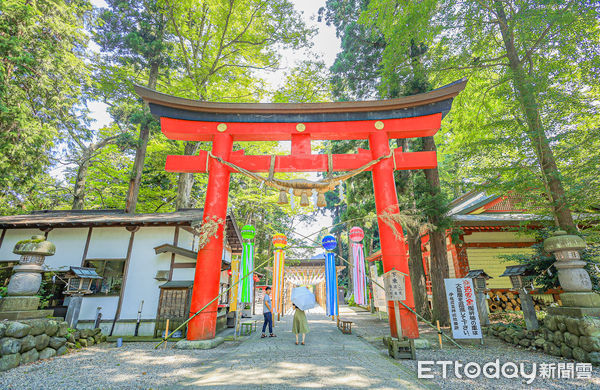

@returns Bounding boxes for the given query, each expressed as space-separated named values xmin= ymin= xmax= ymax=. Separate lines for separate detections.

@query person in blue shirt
xmin=261 ymin=287 xmax=276 ymax=338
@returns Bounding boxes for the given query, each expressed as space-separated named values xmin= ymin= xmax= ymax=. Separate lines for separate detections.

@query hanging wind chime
xmin=349 ymin=226 xmax=367 ymax=306
xmin=322 ymin=234 xmax=339 ymax=317
xmin=272 ymin=233 xmax=287 ymax=316
xmin=239 ymin=225 xmax=256 ymax=304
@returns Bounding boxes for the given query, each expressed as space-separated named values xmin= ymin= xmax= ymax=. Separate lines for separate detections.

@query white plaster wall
xmin=119 ymin=227 xmax=174 ymax=320
xmin=79 ymin=296 xmax=119 ymax=321
xmin=0 ymin=229 xmax=42 ymax=261
xmin=178 ymin=228 xmax=196 ymax=251
xmin=45 ymin=228 xmax=89 ymax=271
xmin=172 ymin=268 xmax=196 ymax=281
xmin=85 ymin=227 xmax=131 ymax=259
xmin=173 ymin=254 xmax=194 ymax=264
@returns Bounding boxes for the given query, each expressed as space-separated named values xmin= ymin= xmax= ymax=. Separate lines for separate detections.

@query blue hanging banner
xmin=322 ymin=235 xmax=338 ymax=316
xmin=325 ymin=252 xmax=338 ymax=316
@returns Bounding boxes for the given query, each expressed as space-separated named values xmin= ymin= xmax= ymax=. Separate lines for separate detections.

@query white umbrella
xmin=291 ymin=286 xmax=316 ymax=311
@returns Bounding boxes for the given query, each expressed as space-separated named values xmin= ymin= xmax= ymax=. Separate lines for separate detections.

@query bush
xmin=348 ymin=294 xmax=356 ymax=306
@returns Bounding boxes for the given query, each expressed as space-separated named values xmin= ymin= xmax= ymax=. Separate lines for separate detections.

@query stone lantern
xmin=63 ymin=266 xmax=102 ymax=327
xmin=0 ymin=235 xmax=55 ymax=320
xmin=544 ymin=230 xmax=600 ymax=317
xmin=500 ymin=265 xmax=539 ymax=330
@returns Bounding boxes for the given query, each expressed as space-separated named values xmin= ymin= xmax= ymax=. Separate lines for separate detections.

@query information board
xmin=444 ymin=278 xmax=482 ymax=339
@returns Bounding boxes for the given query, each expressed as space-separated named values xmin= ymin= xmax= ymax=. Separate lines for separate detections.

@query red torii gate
xmin=135 ymin=79 xmax=467 ymax=341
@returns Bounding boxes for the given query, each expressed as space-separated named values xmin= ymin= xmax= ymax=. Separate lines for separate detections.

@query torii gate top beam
xmin=134 ymin=78 xmax=467 ymax=143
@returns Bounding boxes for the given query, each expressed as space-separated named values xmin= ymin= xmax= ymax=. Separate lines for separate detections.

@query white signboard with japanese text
xmin=370 ymin=264 xmax=387 ymax=309
xmin=383 ymin=269 xmax=406 ymax=301
xmin=444 ymin=278 xmax=482 ymax=339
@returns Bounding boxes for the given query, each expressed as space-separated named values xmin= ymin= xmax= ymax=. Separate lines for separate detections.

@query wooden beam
xmin=166 ymin=148 xmax=437 ymax=173
xmin=160 ymin=114 xmax=442 ymax=142
xmin=0 ymin=228 xmax=6 ymax=250
xmin=110 ymin=229 xmax=136 ymax=336
xmin=172 ymin=262 xmax=196 ymax=269
xmin=154 ymin=243 xmax=197 ymax=260
xmin=169 ymin=227 xmax=180 ymax=281
xmin=80 ymin=227 xmax=93 ymax=266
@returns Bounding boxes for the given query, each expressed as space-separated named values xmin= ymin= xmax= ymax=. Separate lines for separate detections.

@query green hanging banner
xmin=239 ymin=225 xmax=256 ymax=303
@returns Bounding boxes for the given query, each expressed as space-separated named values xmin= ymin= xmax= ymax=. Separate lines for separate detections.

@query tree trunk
xmin=407 ymin=230 xmax=431 ymax=321
xmin=72 ymin=156 xmax=91 ymax=210
xmin=125 ymin=61 xmax=160 ymax=213
xmin=423 ymin=135 xmax=450 ymax=326
xmin=176 ymin=141 xmax=202 ymax=209
xmin=493 ymin=1 xmax=575 ymax=233
xmin=396 ymin=138 xmax=432 ymax=322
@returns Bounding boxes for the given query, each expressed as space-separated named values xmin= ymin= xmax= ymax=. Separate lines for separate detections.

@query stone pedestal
xmin=0 ymin=296 xmax=53 ymax=320
xmin=0 ymin=235 xmax=55 ymax=321
xmin=175 ymin=337 xmax=225 ymax=350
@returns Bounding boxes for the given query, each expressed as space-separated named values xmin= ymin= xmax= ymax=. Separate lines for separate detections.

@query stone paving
xmin=174 ymin=306 xmax=431 ymax=389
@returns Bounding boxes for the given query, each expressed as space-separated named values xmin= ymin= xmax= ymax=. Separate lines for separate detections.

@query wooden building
xmin=0 ymin=209 xmax=242 ymax=337
xmin=366 ymin=191 xmax=544 ymax=307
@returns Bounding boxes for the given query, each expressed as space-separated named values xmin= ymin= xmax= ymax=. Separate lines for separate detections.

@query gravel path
xmin=344 ymin=306 xmax=600 ymax=389
xmin=0 ymin=307 xmax=429 ymax=390
xmin=0 ymin=340 xmax=239 ymax=389
xmin=3 ymin=306 xmax=599 ymax=389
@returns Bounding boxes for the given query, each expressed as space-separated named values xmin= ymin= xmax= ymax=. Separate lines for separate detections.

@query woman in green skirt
xmin=292 ymin=304 xmax=309 ymax=345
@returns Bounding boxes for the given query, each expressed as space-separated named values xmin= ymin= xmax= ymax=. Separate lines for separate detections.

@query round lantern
xmin=349 ymin=226 xmax=364 ymax=242
xmin=272 ymin=233 xmax=287 ymax=248
xmin=322 ymin=235 xmax=337 ymax=251
xmin=253 ymin=274 xmax=260 ymax=283
xmin=241 ymin=225 xmax=256 ymax=240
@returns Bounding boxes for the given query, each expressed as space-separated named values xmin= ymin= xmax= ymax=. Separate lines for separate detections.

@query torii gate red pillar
xmin=134 ymin=78 xmax=467 ymax=341
xmin=370 ymin=132 xmax=418 ymax=338
xmin=187 ymin=133 xmax=232 ymax=340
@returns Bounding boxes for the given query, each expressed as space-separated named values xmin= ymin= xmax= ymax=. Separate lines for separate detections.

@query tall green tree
xmin=161 ymin=0 xmax=314 ymax=209
xmin=363 ymin=0 xmax=600 ymax=234
xmin=94 ymin=0 xmax=173 ymax=213
xmin=321 ymin=0 xmax=436 ymax=321
xmin=0 ymin=0 xmax=92 ymax=214
xmin=318 ymin=0 xmax=383 ymax=100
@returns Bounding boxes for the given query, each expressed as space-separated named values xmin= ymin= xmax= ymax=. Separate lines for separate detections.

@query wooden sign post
xmin=383 ymin=269 xmax=415 ymax=359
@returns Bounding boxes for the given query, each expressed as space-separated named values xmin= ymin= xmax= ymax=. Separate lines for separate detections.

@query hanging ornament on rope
xmin=349 ymin=226 xmax=367 ymax=305
xmin=299 ymin=190 xmax=310 ymax=207
xmin=205 ymin=148 xmax=395 ymax=209
xmin=272 ymin=233 xmax=287 ymax=316
xmin=317 ymin=191 xmax=327 ymax=208
xmin=278 ymin=189 xmax=288 ymax=205
xmin=322 ymin=235 xmax=338 ymax=316
xmin=338 ymin=184 xmax=345 ymax=202
xmin=239 ymin=225 xmax=256 ymax=303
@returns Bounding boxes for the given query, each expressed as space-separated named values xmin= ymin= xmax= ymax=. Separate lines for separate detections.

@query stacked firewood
xmin=487 ymin=290 xmax=550 ymax=313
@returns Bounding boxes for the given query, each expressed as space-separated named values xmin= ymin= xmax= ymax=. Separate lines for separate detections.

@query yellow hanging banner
xmin=229 ymin=258 xmax=240 ymax=312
